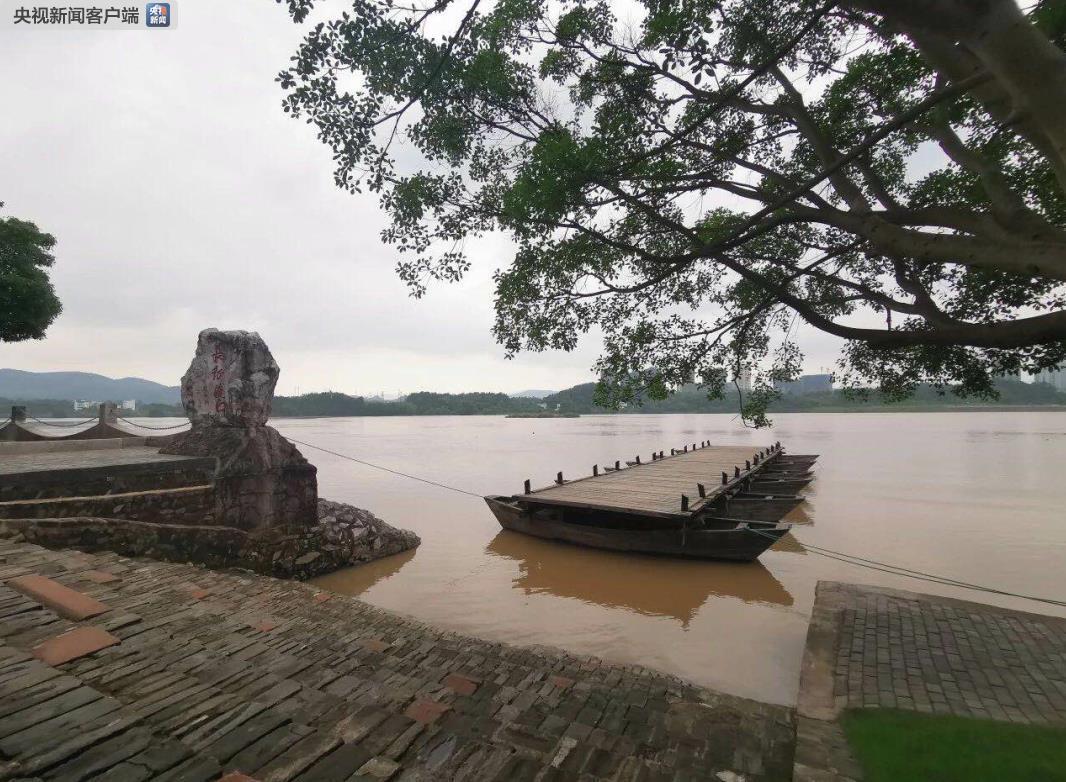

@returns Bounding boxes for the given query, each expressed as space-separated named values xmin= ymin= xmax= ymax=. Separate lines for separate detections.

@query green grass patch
xmin=841 ymin=708 xmax=1066 ymax=782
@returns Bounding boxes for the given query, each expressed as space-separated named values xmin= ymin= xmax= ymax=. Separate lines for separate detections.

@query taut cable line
xmin=749 ymin=528 xmax=1066 ymax=609
xmin=286 ymin=436 xmax=485 ymax=498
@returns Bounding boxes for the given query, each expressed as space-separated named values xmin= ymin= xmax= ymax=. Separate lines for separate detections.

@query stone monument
xmin=0 ymin=327 xmax=419 ymax=579
xmin=160 ymin=328 xmax=319 ymax=533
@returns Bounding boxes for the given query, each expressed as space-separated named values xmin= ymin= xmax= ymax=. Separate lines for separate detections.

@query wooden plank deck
xmin=520 ymin=443 xmax=777 ymax=518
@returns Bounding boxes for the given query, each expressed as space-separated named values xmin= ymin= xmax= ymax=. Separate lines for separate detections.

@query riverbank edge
xmin=0 ymin=499 xmax=420 ymax=581
xmin=27 ymin=403 xmax=1066 ymax=422
xmin=253 ymin=404 xmax=1066 ymax=419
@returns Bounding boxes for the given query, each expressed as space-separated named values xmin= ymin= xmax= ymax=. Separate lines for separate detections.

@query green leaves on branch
xmin=277 ymin=0 xmax=1066 ymax=426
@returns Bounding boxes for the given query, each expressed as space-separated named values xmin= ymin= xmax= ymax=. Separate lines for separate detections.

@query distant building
xmin=1032 ymin=367 xmax=1066 ymax=392
xmin=72 ymin=399 xmax=97 ymax=411
xmin=735 ymin=369 xmax=752 ymax=393
xmin=366 ymin=392 xmax=405 ymax=403
xmin=775 ymin=374 xmax=833 ymax=396
xmin=119 ymin=400 xmax=137 ymax=411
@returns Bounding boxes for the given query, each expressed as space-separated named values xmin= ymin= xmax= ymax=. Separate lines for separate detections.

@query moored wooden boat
xmin=710 ymin=494 xmax=804 ymax=522
xmin=748 ymin=476 xmax=812 ymax=493
xmin=761 ymin=456 xmax=817 ymax=473
xmin=485 ymin=441 xmax=809 ymax=561
xmin=770 ymin=454 xmax=818 ymax=466
xmin=484 ymin=496 xmax=789 ymax=562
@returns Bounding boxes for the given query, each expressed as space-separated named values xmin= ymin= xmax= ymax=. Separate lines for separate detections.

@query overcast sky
xmin=0 ymin=1 xmax=846 ymax=395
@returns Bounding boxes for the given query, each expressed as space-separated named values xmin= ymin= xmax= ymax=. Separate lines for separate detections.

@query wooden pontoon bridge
xmin=485 ymin=441 xmax=816 ymax=561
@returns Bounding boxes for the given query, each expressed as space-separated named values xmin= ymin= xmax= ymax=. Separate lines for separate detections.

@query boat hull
xmin=713 ymin=494 xmax=804 ymax=522
xmin=484 ymin=497 xmax=788 ymax=562
xmin=764 ymin=458 xmax=816 ymax=472
xmin=748 ymin=477 xmax=812 ymax=494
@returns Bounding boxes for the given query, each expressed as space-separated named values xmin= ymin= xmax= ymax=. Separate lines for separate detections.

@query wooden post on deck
xmin=683 ymin=445 xmax=688 ymax=453
xmin=681 ymin=494 xmax=690 ymax=512
xmin=615 ymin=460 xmax=621 ymax=470
xmin=745 ymin=460 xmax=751 ymax=470
xmin=593 ymin=465 xmax=599 ymax=477
xmin=635 ymin=455 xmax=641 ymax=464
xmin=556 ymin=471 xmax=564 ymax=485
xmin=524 ymin=479 xmax=531 ymax=494
xmin=721 ymin=472 xmax=728 ymax=484
xmin=697 ymin=483 xmax=706 ymax=498
xmin=735 ymin=465 xmax=740 ymax=477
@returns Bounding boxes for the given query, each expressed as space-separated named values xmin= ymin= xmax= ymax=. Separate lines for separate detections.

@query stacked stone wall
xmin=0 ymin=466 xmax=216 ymax=502
xmin=0 ymin=486 xmax=217 ymax=526
xmin=0 ymin=497 xmax=419 ymax=579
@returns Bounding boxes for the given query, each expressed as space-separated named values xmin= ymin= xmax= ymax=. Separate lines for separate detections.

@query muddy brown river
xmin=267 ymin=412 xmax=1066 ymax=706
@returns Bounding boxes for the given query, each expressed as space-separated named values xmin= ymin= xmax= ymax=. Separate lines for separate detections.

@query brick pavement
xmin=793 ymin=581 xmax=1066 ymax=781
xmin=0 ymin=538 xmax=795 ymax=781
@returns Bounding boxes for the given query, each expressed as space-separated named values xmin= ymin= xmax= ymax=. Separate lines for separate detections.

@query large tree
xmin=276 ymin=0 xmax=1066 ymax=422
xmin=0 ymin=204 xmax=61 ymax=342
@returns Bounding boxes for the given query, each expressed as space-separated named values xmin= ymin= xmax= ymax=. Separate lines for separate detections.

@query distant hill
xmin=0 ymin=369 xmax=180 ymax=404
xmin=541 ymin=379 xmax=1066 ymax=414
xmin=510 ymin=389 xmax=556 ymax=399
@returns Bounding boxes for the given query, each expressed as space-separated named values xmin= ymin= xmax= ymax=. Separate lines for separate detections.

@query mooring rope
xmin=286 ymin=437 xmax=485 ymax=498
xmin=116 ymin=417 xmax=192 ymax=431
xmin=26 ymin=415 xmax=97 ymax=428
xmin=749 ymin=527 xmax=1066 ymax=608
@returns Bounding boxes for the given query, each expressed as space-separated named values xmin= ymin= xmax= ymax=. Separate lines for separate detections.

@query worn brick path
xmin=0 ymin=538 xmax=794 ymax=781
xmin=832 ymin=584 xmax=1066 ymax=723
xmin=793 ymin=581 xmax=1066 ymax=781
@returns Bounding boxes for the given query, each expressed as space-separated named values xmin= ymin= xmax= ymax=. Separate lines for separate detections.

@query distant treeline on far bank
xmin=7 ymin=378 xmax=1066 ymax=419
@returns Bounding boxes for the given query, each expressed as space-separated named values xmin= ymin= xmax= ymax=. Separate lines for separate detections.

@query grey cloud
xmin=0 ymin=1 xmax=836 ymax=394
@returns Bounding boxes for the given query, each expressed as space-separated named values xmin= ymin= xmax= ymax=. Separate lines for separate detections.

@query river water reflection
xmin=282 ymin=412 xmax=1066 ymax=705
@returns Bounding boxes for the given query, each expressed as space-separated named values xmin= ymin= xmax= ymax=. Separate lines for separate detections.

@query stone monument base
xmin=0 ymin=498 xmax=420 ymax=580
xmin=159 ymin=424 xmax=319 ymax=533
